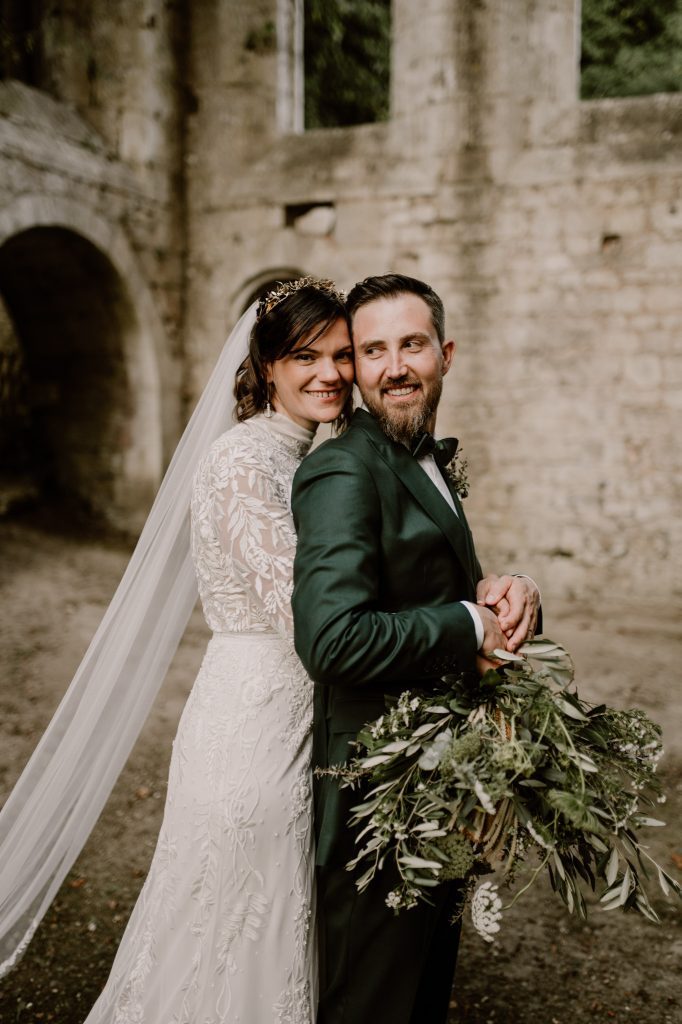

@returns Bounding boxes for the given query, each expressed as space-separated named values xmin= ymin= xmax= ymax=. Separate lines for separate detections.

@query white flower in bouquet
xmin=471 ymin=882 xmax=503 ymax=942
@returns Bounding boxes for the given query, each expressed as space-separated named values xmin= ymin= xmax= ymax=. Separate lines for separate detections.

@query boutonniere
xmin=444 ymin=449 xmax=469 ymax=500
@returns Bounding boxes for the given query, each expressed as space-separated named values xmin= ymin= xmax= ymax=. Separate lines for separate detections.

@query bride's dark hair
xmin=234 ymin=281 xmax=353 ymax=430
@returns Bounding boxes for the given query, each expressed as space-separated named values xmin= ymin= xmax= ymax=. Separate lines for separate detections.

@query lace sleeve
xmin=210 ymin=443 xmax=297 ymax=640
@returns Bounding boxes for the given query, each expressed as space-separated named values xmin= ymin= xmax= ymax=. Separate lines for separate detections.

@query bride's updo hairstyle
xmin=235 ymin=277 xmax=353 ymax=430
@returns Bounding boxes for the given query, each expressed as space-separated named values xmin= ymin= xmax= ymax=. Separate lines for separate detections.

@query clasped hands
xmin=475 ymin=574 xmax=540 ymax=675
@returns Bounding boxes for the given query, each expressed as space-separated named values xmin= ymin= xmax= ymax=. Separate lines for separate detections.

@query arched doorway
xmin=0 ymin=226 xmax=161 ymax=530
xmin=236 ymin=268 xmax=306 ymax=317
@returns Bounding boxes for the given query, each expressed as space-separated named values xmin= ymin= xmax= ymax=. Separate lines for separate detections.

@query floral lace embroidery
xmin=85 ymin=416 xmax=316 ymax=1024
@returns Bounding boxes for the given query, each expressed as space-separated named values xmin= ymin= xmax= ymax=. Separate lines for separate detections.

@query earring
xmin=264 ymin=400 xmax=273 ymax=418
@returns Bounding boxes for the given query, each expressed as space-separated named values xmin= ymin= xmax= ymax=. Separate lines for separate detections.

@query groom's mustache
xmin=380 ymin=375 xmax=421 ymax=392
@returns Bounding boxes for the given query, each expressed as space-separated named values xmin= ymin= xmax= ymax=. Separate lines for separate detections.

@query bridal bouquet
xmin=326 ymin=640 xmax=681 ymax=941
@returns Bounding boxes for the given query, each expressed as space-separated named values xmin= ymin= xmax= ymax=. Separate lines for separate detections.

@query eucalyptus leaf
xmin=553 ymin=850 xmax=566 ymax=881
xmin=353 ymin=820 xmax=382 ymax=843
xmin=554 ymin=698 xmax=589 ymax=722
xmin=381 ymin=739 xmax=414 ymax=754
xmin=657 ymin=868 xmax=671 ymax=897
xmin=575 ymin=885 xmax=587 ymax=920
xmin=492 ymin=648 xmax=525 ymax=662
xmin=365 ymin=781 xmax=397 ymax=798
xmin=565 ymin=881 xmax=574 ymax=914
xmin=355 ymin=867 xmax=379 ymax=891
xmin=517 ymin=641 xmax=565 ymax=657
xmin=605 ymin=847 xmax=619 ymax=886
xmin=618 ymin=865 xmax=633 ymax=906
xmin=569 ymin=853 xmax=593 ymax=887
xmin=659 ymin=869 xmax=682 ymax=897
xmin=398 ymin=855 xmax=442 ymax=871
xmin=600 ymin=894 xmax=624 ymax=912
xmin=620 ymin=831 xmax=639 ymax=858
xmin=412 ymin=722 xmax=441 ymax=738
xmin=539 ymin=665 xmax=574 ymax=688
xmin=635 ymin=893 xmax=661 ymax=924
xmin=358 ymin=754 xmax=393 ymax=768
xmin=588 ymin=805 xmax=612 ymax=821
xmin=359 ymin=836 xmax=384 ymax=853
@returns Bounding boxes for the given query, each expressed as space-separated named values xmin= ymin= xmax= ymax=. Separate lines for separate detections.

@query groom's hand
xmin=476 ymin=605 xmax=508 ymax=675
xmin=476 ymin=574 xmax=540 ymax=652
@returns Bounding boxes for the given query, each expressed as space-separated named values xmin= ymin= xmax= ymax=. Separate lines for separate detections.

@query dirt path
xmin=0 ymin=519 xmax=680 ymax=1024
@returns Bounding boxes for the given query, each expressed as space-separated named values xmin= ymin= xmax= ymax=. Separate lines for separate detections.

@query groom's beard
xmin=359 ymin=374 xmax=443 ymax=447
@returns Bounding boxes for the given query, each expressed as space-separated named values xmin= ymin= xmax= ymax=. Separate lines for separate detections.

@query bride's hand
xmin=476 ymin=574 xmax=539 ymax=652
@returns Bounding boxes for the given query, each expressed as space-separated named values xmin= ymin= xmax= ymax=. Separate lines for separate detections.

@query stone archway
xmin=0 ymin=198 xmax=165 ymax=531
xmin=232 ymin=267 xmax=306 ymax=319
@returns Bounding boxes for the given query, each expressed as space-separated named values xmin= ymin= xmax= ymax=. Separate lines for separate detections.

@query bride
xmin=0 ymin=277 xmax=354 ymax=1022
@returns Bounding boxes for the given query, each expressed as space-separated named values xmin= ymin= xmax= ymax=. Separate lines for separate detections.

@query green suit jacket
xmin=291 ymin=408 xmax=484 ymax=866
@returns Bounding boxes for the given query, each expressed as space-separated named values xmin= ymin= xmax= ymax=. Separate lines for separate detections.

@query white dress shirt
xmin=416 ymin=453 xmax=485 ymax=649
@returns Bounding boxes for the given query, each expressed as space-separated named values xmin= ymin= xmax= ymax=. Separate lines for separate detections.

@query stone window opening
xmin=278 ymin=0 xmax=391 ymax=133
xmin=580 ymin=0 xmax=682 ymax=100
xmin=304 ymin=0 xmax=391 ymax=129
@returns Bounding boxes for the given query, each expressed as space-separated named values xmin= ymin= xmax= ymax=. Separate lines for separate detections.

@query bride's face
xmin=268 ymin=318 xmax=354 ymax=430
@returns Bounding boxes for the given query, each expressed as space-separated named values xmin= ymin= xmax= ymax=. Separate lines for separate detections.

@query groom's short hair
xmin=346 ymin=273 xmax=445 ymax=344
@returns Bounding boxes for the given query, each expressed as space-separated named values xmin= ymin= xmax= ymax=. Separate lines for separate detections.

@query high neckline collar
xmin=250 ymin=411 xmax=316 ymax=450
xmin=267 ymin=411 xmax=316 ymax=443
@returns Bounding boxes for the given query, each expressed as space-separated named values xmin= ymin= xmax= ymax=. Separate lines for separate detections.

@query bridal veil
xmin=0 ymin=303 xmax=257 ymax=976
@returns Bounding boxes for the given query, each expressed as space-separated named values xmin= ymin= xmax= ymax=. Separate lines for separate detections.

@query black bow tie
xmin=410 ymin=432 xmax=459 ymax=467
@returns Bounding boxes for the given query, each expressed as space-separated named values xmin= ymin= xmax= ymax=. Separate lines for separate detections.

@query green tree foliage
xmin=581 ymin=0 xmax=682 ymax=98
xmin=304 ymin=0 xmax=390 ymax=129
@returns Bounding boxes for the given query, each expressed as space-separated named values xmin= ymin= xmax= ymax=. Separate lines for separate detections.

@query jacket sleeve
xmin=291 ymin=446 xmax=478 ymax=687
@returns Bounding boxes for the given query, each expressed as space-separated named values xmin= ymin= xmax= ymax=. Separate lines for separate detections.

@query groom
xmin=291 ymin=274 xmax=539 ymax=1024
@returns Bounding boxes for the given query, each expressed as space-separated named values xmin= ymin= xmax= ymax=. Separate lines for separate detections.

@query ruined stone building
xmin=0 ymin=0 xmax=680 ymax=613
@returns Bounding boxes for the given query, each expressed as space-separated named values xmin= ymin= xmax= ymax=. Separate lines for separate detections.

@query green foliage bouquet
xmin=326 ymin=640 xmax=681 ymax=942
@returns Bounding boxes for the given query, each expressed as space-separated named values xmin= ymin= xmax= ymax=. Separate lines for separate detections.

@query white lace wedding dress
xmin=86 ymin=412 xmax=317 ymax=1024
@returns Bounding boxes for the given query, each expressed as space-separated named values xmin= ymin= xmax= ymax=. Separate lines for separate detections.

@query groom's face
xmin=352 ymin=293 xmax=455 ymax=444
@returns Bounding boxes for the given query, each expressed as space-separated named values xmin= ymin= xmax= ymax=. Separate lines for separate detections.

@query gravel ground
xmin=0 ymin=517 xmax=680 ymax=1024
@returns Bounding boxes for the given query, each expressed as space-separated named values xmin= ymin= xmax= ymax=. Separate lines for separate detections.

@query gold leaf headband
xmin=256 ymin=276 xmax=346 ymax=322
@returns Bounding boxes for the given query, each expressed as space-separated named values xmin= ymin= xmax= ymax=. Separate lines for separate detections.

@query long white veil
xmin=0 ymin=303 xmax=257 ymax=977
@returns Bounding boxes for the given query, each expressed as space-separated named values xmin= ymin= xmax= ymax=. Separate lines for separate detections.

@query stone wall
xmin=184 ymin=0 xmax=682 ymax=614
xmin=0 ymin=0 xmax=680 ymax=607
xmin=457 ymin=95 xmax=682 ymax=613
xmin=0 ymin=0 xmax=187 ymax=527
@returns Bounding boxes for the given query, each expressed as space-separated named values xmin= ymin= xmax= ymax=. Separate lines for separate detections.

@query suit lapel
xmin=443 ymin=471 xmax=479 ymax=580
xmin=351 ymin=411 xmax=478 ymax=591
